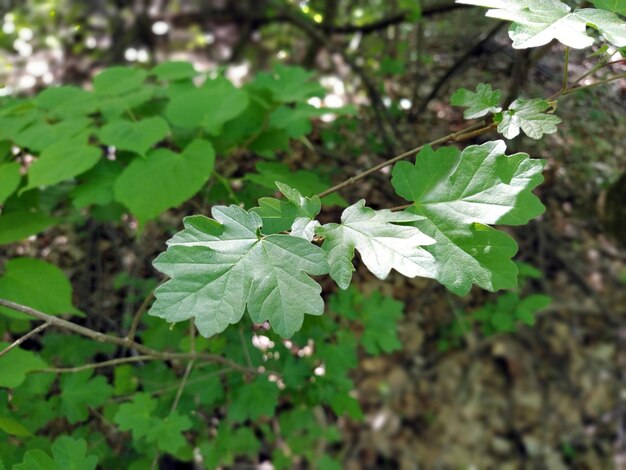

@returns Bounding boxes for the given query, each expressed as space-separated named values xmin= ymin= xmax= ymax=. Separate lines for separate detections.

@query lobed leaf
xmin=450 ymin=83 xmax=502 ymax=119
xmin=317 ymin=200 xmax=436 ymax=289
xmin=391 ymin=141 xmax=545 ymax=295
xmin=497 ymin=98 xmax=562 ymax=139
xmin=149 ymin=205 xmax=329 ymax=338
xmin=457 ymin=0 xmax=626 ymax=49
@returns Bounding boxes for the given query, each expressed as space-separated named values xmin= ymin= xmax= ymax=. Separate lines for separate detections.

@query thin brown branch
xmin=0 ymin=298 xmax=258 ymax=375
xmin=170 ymin=322 xmax=196 ymax=414
xmin=126 ymin=288 xmax=156 ymax=343
xmin=40 ymin=355 xmax=156 ymax=373
xmin=0 ymin=321 xmax=51 ymax=358
xmin=316 ymin=120 xmax=488 ymax=198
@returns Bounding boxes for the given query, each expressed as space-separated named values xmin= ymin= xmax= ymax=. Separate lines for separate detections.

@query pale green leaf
xmin=458 ymin=0 xmax=626 ymax=48
xmin=0 ymin=257 xmax=81 ymax=319
xmin=0 ymin=344 xmax=47 ymax=388
xmin=25 ymin=140 xmax=101 ymax=191
xmin=165 ymin=77 xmax=249 ymax=133
xmin=114 ymin=139 xmax=215 ymax=222
xmin=317 ymin=200 xmax=436 ymax=289
xmin=149 ymin=205 xmax=329 ymax=337
xmin=0 ymin=211 xmax=57 ymax=245
xmin=98 ymin=117 xmax=170 ymax=156
xmin=450 ymin=83 xmax=502 ymax=119
xmin=59 ymin=371 xmax=113 ymax=423
xmin=391 ymin=141 xmax=545 ymax=295
xmin=0 ymin=162 xmax=21 ymax=204
xmin=498 ymin=98 xmax=562 ymax=139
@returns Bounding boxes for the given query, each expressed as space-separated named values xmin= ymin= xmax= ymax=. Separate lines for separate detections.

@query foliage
xmin=438 ymin=263 xmax=552 ymax=351
xmin=0 ymin=1 xmax=622 ymax=466
xmin=458 ymin=0 xmax=626 ymax=49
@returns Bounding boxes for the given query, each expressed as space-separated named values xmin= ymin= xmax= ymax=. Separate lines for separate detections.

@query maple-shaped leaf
xmin=149 ymin=205 xmax=329 ymax=338
xmin=391 ymin=142 xmax=545 ymax=295
xmin=316 ymin=200 xmax=436 ymax=289
xmin=14 ymin=436 xmax=98 ymax=470
xmin=228 ymin=377 xmax=280 ymax=422
xmin=497 ymin=98 xmax=562 ymax=139
xmin=451 ymin=83 xmax=502 ymax=119
xmin=59 ymin=371 xmax=112 ymax=423
xmin=113 ymin=393 xmax=157 ymax=440
xmin=252 ymin=182 xmax=321 ymax=237
xmin=457 ymin=0 xmax=626 ymax=49
xmin=145 ymin=411 xmax=192 ymax=454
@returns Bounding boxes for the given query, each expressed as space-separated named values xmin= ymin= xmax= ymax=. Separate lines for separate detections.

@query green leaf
xmin=93 ymin=66 xmax=147 ymax=96
xmin=252 ymin=182 xmax=321 ymax=235
xmin=49 ymin=436 xmax=98 ymax=470
xmin=113 ymin=393 xmax=157 ymax=440
xmin=253 ymin=65 xmax=324 ymax=102
xmin=0 ymin=416 xmax=32 ymax=436
xmin=59 ymin=371 xmax=113 ymax=423
xmin=269 ymin=104 xmax=325 ymax=138
xmin=149 ymin=205 xmax=329 ymax=337
xmin=14 ymin=119 xmax=90 ymax=152
xmin=458 ymin=0 xmax=626 ymax=48
xmin=0 ymin=211 xmax=57 ymax=245
xmin=246 ymin=162 xmax=346 ymax=207
xmin=450 ymin=83 xmax=502 ymax=119
xmin=165 ymin=77 xmax=249 ymax=133
xmin=35 ymin=86 xmax=98 ymax=117
xmin=114 ymin=139 xmax=215 ymax=222
xmin=70 ymin=159 xmax=123 ymax=208
xmin=39 ymin=334 xmax=115 ymax=366
xmin=498 ymin=98 xmax=561 ymax=139
xmin=98 ymin=117 xmax=169 ymax=156
xmin=0 ymin=344 xmax=47 ymax=388
xmin=317 ymin=200 xmax=436 ymax=289
xmin=592 ymin=0 xmax=626 ymax=15
xmin=151 ymin=61 xmax=197 ymax=81
xmin=391 ymin=142 xmax=545 ymax=295
xmin=25 ymin=140 xmax=101 ymax=191
xmin=144 ymin=411 xmax=192 ymax=454
xmin=229 ymin=377 xmax=279 ymax=422
xmin=516 ymin=293 xmax=551 ymax=325
xmin=14 ymin=436 xmax=97 ymax=470
xmin=0 ymin=258 xmax=81 ymax=319
xmin=0 ymin=162 xmax=21 ymax=204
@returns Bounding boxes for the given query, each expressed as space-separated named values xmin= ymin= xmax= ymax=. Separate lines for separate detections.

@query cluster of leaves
xmin=457 ymin=0 xmax=626 ymax=49
xmin=0 ymin=61 xmax=349 ymax=244
xmin=0 ymin=273 xmax=404 ymax=468
xmin=437 ymin=262 xmax=552 ymax=351
xmin=452 ymin=83 xmax=562 ymax=140
xmin=150 ymin=140 xmax=545 ymax=338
